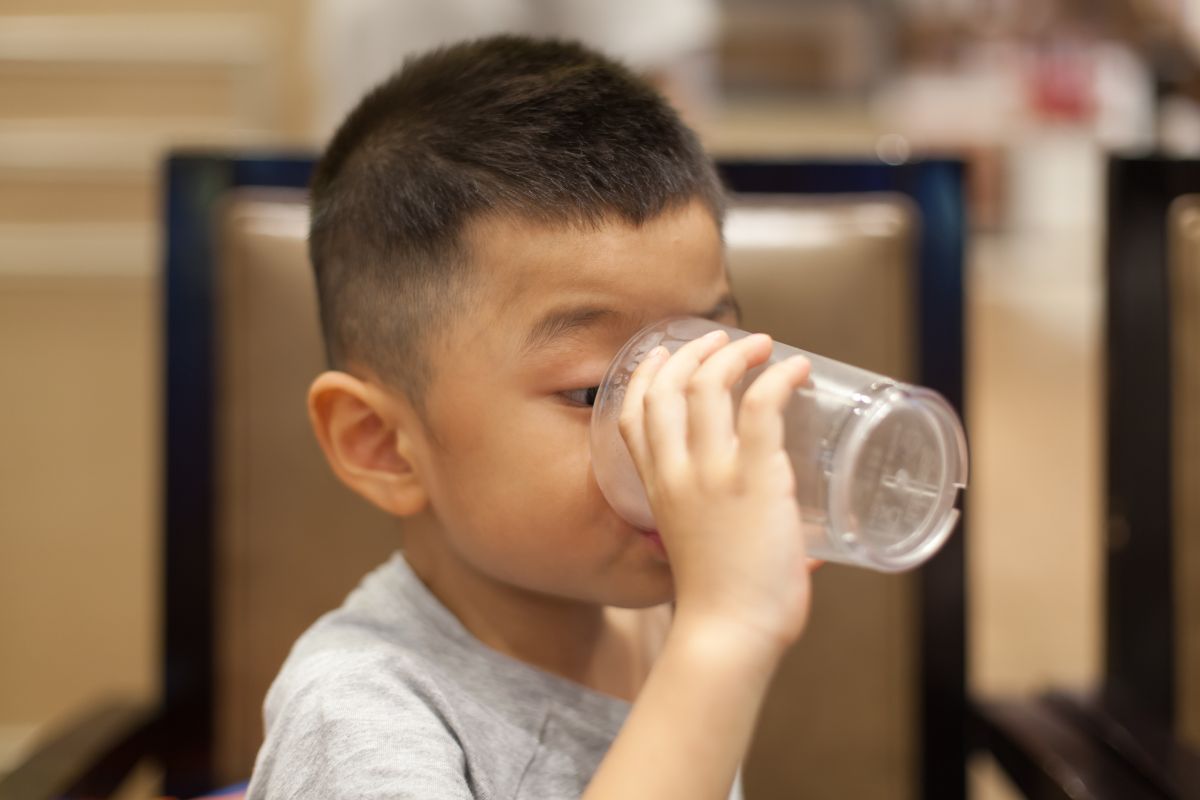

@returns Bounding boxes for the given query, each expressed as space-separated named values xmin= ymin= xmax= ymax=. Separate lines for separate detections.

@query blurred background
xmin=2 ymin=0 xmax=1198 ymax=797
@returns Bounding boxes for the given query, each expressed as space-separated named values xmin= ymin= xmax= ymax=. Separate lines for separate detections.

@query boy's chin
xmin=597 ymin=573 xmax=675 ymax=610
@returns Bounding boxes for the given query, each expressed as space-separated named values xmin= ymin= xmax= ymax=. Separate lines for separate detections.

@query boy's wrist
xmin=583 ymin=603 xmax=783 ymax=800
xmin=667 ymin=611 xmax=789 ymax=678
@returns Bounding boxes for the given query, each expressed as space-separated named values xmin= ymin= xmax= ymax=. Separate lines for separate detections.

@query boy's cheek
xmin=430 ymin=400 xmax=600 ymax=528
xmin=507 ymin=439 xmax=591 ymax=499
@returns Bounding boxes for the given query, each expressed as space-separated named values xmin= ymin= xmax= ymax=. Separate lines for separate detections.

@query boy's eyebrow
xmin=521 ymin=292 xmax=742 ymax=355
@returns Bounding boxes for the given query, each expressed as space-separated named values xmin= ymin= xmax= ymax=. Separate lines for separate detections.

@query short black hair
xmin=309 ymin=34 xmax=725 ymax=416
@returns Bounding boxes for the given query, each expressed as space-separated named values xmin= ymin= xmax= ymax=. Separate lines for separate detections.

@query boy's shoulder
xmin=268 ymin=553 xmax=435 ymax=688
xmin=250 ymin=553 xmax=528 ymax=798
xmin=248 ymin=552 xmax=642 ymax=799
xmin=265 ymin=552 xmax=647 ymax=729
xmin=250 ymin=633 xmax=483 ymax=798
xmin=264 ymin=551 xmax=497 ymax=718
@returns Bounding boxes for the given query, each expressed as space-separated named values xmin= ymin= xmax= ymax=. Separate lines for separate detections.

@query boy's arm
xmin=582 ymin=618 xmax=780 ymax=800
xmin=585 ymin=330 xmax=813 ymax=800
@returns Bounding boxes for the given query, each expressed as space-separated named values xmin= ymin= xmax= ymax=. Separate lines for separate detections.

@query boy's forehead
xmin=461 ymin=201 xmax=728 ymax=343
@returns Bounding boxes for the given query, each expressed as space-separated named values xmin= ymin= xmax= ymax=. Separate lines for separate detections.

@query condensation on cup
xmin=590 ymin=317 xmax=969 ymax=573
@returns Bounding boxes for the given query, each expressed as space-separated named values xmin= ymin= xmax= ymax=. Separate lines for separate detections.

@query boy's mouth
xmin=639 ymin=529 xmax=667 ymax=559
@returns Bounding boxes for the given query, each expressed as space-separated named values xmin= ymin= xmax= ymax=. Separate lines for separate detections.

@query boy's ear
xmin=307 ymin=371 xmax=428 ymax=517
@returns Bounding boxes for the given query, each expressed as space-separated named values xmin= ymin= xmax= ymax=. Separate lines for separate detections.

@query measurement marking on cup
xmin=880 ymin=469 xmax=940 ymax=498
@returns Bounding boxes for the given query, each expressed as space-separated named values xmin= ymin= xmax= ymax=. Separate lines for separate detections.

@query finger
xmin=807 ymin=559 xmax=825 ymax=573
xmin=736 ymin=355 xmax=811 ymax=479
xmin=642 ymin=328 xmax=730 ymax=473
xmin=617 ymin=345 xmax=670 ymax=480
xmin=686 ymin=332 xmax=773 ymax=463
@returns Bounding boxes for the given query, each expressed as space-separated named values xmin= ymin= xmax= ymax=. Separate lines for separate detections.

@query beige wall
xmin=967 ymin=226 xmax=1104 ymax=696
xmin=0 ymin=0 xmax=313 ymax=768
xmin=0 ymin=275 xmax=158 ymax=723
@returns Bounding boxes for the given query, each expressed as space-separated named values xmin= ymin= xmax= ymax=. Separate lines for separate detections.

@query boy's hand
xmin=587 ymin=330 xmax=813 ymax=800
xmin=618 ymin=329 xmax=813 ymax=659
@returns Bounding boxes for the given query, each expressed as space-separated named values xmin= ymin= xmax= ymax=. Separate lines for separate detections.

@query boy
xmin=248 ymin=35 xmax=815 ymax=800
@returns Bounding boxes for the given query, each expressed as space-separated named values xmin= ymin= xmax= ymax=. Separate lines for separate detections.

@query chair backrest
xmin=726 ymin=195 xmax=920 ymax=798
xmin=1106 ymin=159 xmax=1200 ymax=747
xmin=212 ymin=191 xmax=400 ymax=779
xmin=1169 ymin=195 xmax=1200 ymax=749
xmin=209 ymin=189 xmax=923 ymax=798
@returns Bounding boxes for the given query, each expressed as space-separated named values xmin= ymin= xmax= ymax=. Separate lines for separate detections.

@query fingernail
xmin=648 ymin=345 xmax=668 ymax=359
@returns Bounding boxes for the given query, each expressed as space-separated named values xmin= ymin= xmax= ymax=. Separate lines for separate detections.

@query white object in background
xmin=1092 ymin=42 xmax=1155 ymax=152
xmin=308 ymin=0 xmax=718 ymax=140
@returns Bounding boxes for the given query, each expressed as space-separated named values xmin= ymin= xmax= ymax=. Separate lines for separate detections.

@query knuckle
xmin=771 ymin=454 xmax=797 ymax=493
xmin=739 ymin=389 xmax=769 ymax=415
xmin=656 ymin=464 xmax=690 ymax=497
xmin=617 ymin=411 xmax=638 ymax=438
xmin=742 ymin=375 xmax=791 ymax=414
xmin=698 ymin=460 xmax=736 ymax=492
xmin=645 ymin=381 xmax=675 ymax=408
xmin=685 ymin=371 xmax=716 ymax=397
xmin=776 ymin=358 xmax=809 ymax=384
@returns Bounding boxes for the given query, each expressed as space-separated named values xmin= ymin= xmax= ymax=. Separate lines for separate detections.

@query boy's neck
xmin=402 ymin=523 xmax=651 ymax=701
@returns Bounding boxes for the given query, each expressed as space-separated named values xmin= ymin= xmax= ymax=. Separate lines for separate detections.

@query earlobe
xmin=307 ymin=371 xmax=429 ymax=517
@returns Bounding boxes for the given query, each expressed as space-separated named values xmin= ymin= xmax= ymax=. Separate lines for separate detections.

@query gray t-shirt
xmin=247 ymin=552 xmax=743 ymax=800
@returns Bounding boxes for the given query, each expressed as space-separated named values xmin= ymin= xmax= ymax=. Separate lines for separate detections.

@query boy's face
xmin=402 ymin=199 xmax=737 ymax=610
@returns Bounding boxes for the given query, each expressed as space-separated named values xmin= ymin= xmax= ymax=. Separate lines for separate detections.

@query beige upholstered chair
xmin=1169 ymin=196 xmax=1200 ymax=751
xmin=212 ymin=190 xmax=400 ymax=780
xmin=726 ymin=196 xmax=919 ymax=799
xmin=212 ymin=189 xmax=920 ymax=798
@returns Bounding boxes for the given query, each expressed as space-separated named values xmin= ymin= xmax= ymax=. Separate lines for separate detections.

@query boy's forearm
xmin=582 ymin=620 xmax=781 ymax=800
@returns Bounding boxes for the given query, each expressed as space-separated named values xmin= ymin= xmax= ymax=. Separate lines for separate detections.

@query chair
xmin=0 ymin=155 xmax=968 ymax=799
xmin=972 ymin=157 xmax=1200 ymax=799
xmin=720 ymin=161 xmax=967 ymax=800
xmin=728 ymin=192 xmax=925 ymax=798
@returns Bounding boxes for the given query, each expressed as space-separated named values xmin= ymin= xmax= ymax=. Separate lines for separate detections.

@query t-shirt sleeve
xmin=247 ymin=651 xmax=475 ymax=800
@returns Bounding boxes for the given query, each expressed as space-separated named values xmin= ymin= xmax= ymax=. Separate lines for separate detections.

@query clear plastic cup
xmin=590 ymin=317 xmax=969 ymax=572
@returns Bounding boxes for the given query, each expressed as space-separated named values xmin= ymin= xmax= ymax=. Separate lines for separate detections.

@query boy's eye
xmin=562 ymin=386 xmax=599 ymax=407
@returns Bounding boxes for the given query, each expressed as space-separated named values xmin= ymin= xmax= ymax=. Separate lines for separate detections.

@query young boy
xmin=247 ymin=35 xmax=815 ymax=800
